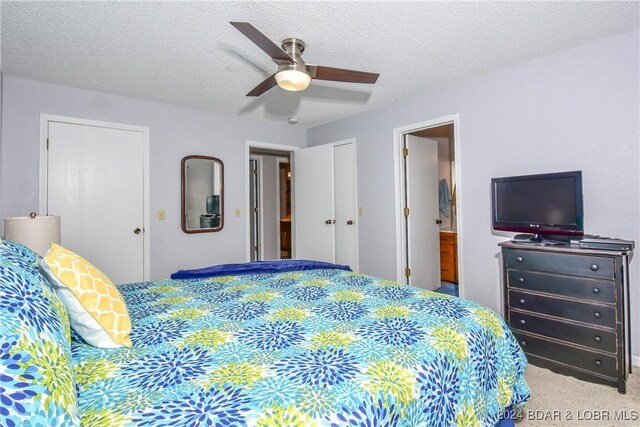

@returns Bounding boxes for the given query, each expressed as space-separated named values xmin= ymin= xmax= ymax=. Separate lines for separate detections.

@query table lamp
xmin=4 ymin=212 xmax=61 ymax=256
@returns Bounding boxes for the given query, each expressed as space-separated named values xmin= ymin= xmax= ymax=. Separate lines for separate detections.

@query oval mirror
xmin=181 ymin=155 xmax=224 ymax=233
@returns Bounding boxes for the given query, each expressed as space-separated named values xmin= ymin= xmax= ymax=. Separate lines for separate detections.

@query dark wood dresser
xmin=499 ymin=241 xmax=633 ymax=393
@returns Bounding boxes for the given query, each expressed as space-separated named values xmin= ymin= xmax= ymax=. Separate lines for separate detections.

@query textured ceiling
xmin=2 ymin=1 xmax=638 ymax=128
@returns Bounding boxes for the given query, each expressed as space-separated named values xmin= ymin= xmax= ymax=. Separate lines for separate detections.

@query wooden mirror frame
xmin=181 ymin=155 xmax=224 ymax=233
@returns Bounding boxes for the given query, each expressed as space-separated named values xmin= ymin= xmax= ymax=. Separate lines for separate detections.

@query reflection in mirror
xmin=181 ymin=156 xmax=224 ymax=233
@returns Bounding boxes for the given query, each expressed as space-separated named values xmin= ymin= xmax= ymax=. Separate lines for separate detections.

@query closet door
xmin=334 ymin=142 xmax=358 ymax=270
xmin=47 ymin=121 xmax=145 ymax=284
xmin=294 ymin=144 xmax=335 ymax=262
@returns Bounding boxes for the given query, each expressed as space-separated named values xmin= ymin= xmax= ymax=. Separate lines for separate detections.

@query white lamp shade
xmin=275 ymin=69 xmax=312 ymax=91
xmin=4 ymin=215 xmax=61 ymax=256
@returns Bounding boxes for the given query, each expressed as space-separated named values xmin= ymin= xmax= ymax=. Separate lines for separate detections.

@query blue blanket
xmin=171 ymin=259 xmax=352 ymax=280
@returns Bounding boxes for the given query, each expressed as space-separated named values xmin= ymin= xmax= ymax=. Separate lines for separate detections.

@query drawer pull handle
xmin=516 ymin=256 xmax=524 ymax=263
xmin=594 ymin=312 xmax=601 ymax=319
xmin=518 ymin=277 xmax=525 ymax=284
xmin=590 ymin=264 xmax=599 ymax=272
xmin=595 ymin=359 xmax=602 ymax=367
xmin=594 ymin=335 xmax=602 ymax=343
xmin=519 ymin=319 xmax=526 ymax=325
xmin=520 ymin=340 xmax=526 ymax=347
xmin=519 ymin=298 xmax=525 ymax=304
xmin=592 ymin=287 xmax=600 ymax=294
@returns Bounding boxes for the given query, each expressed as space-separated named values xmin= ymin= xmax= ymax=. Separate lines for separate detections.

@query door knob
xmin=325 ymin=220 xmax=332 ymax=225
xmin=347 ymin=220 xmax=354 ymax=225
xmin=134 ymin=228 xmax=142 ymax=234
xmin=435 ymin=219 xmax=442 ymax=224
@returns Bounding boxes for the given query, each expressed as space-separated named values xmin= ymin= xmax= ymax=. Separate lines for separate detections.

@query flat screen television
xmin=491 ymin=171 xmax=583 ymax=243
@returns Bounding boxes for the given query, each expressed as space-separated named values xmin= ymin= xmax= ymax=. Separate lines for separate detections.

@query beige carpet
xmin=518 ymin=365 xmax=640 ymax=426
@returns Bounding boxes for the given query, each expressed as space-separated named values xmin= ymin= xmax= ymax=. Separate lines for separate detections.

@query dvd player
xmin=578 ymin=237 xmax=635 ymax=251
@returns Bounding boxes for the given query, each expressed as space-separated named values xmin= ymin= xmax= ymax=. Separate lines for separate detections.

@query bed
xmin=1 ymin=241 xmax=530 ymax=426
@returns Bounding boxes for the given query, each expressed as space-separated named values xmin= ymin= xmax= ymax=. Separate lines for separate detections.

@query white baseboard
xmin=633 ymin=355 xmax=640 ymax=369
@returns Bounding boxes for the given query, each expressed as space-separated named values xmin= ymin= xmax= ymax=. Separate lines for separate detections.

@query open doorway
xmin=278 ymin=161 xmax=292 ymax=259
xmin=246 ymin=142 xmax=296 ymax=261
xmin=394 ymin=115 xmax=463 ymax=297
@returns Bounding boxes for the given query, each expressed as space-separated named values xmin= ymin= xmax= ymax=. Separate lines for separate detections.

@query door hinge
xmin=253 ymin=168 xmax=257 ymax=175
xmin=46 ymin=138 xmax=49 ymax=149
xmin=405 ymin=267 xmax=411 ymax=277
xmin=254 ymin=207 xmax=258 ymax=213
xmin=255 ymin=245 xmax=259 ymax=252
xmin=402 ymin=147 xmax=408 ymax=157
xmin=403 ymin=207 xmax=410 ymax=217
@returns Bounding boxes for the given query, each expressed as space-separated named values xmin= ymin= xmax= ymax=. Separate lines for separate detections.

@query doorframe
xmin=245 ymin=141 xmax=298 ymax=262
xmin=392 ymin=114 xmax=464 ymax=296
xmin=39 ymin=114 xmax=151 ymax=281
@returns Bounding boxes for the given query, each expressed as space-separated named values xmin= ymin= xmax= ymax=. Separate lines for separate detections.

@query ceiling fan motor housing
xmin=279 ymin=38 xmax=310 ymax=75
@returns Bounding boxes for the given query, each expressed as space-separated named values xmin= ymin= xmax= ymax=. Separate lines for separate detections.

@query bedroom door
xmin=44 ymin=119 xmax=147 ymax=284
xmin=404 ymin=135 xmax=440 ymax=289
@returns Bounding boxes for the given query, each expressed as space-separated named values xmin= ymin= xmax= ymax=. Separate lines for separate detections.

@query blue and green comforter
xmin=72 ymin=269 xmax=530 ymax=426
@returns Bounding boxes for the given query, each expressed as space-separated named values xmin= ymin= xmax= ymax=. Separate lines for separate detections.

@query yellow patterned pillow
xmin=41 ymin=243 xmax=132 ymax=348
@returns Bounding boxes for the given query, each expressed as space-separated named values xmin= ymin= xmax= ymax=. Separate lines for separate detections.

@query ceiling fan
xmin=231 ymin=22 xmax=380 ymax=97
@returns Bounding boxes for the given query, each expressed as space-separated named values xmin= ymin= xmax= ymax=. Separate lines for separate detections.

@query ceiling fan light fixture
xmin=275 ymin=69 xmax=311 ymax=91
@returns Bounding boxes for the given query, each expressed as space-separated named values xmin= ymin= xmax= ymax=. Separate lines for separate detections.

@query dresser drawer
xmin=507 ymin=270 xmax=615 ymax=303
xmin=440 ymin=232 xmax=456 ymax=245
xmin=508 ymin=290 xmax=616 ymax=328
xmin=441 ymin=260 xmax=456 ymax=273
xmin=508 ymin=310 xmax=617 ymax=353
xmin=440 ymin=245 xmax=456 ymax=259
xmin=504 ymin=249 xmax=614 ymax=279
xmin=441 ymin=261 xmax=457 ymax=282
xmin=513 ymin=332 xmax=617 ymax=378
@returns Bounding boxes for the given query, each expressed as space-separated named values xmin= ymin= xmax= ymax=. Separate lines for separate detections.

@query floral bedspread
xmin=72 ymin=269 xmax=530 ymax=426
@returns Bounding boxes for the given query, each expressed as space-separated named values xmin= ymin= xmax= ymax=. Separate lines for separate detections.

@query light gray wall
xmin=308 ymin=30 xmax=640 ymax=358
xmin=0 ymin=76 xmax=306 ymax=279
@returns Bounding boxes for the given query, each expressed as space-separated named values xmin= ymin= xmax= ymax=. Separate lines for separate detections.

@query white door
xmin=405 ymin=135 xmax=440 ymax=289
xmin=294 ymin=144 xmax=335 ymax=262
xmin=47 ymin=121 xmax=145 ymax=284
xmin=334 ymin=143 xmax=358 ymax=270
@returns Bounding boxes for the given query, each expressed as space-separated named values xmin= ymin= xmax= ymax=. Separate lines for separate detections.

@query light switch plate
xmin=157 ymin=209 xmax=165 ymax=220
xmin=234 ymin=208 xmax=241 ymax=217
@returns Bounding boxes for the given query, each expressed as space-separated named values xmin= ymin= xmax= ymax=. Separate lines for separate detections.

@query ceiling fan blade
xmin=246 ymin=74 xmax=278 ymax=97
xmin=230 ymin=22 xmax=295 ymax=64
xmin=309 ymin=65 xmax=379 ymax=84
